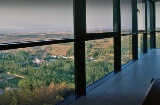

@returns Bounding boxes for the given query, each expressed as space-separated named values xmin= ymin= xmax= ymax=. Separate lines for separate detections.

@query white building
xmin=35 ymin=58 xmax=41 ymax=63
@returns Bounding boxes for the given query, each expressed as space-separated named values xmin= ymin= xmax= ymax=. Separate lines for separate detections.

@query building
xmin=0 ymin=0 xmax=160 ymax=105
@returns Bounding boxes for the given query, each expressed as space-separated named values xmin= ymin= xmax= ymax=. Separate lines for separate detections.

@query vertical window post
xmin=114 ymin=0 xmax=121 ymax=71
xmin=144 ymin=0 xmax=148 ymax=53
xmin=132 ymin=0 xmax=138 ymax=60
xmin=74 ymin=0 xmax=86 ymax=95
xmin=150 ymin=1 xmax=156 ymax=48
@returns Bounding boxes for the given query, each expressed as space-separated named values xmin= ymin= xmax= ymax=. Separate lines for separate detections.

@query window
xmin=156 ymin=1 xmax=160 ymax=31
xmin=0 ymin=0 xmax=157 ymax=104
xmin=138 ymin=34 xmax=143 ymax=55
xmin=121 ymin=0 xmax=132 ymax=33
xmin=147 ymin=34 xmax=150 ymax=50
xmin=0 ymin=0 xmax=73 ymax=43
xmin=0 ymin=44 xmax=75 ymax=104
xmin=85 ymin=38 xmax=114 ymax=85
xmin=121 ymin=35 xmax=132 ymax=65
xmin=137 ymin=0 xmax=145 ymax=30
xmin=156 ymin=32 xmax=160 ymax=48
xmin=147 ymin=1 xmax=150 ymax=32
xmin=86 ymin=0 xmax=113 ymax=33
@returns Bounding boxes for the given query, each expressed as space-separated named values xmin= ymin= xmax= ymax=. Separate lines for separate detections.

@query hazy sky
xmin=156 ymin=1 xmax=160 ymax=29
xmin=138 ymin=3 xmax=145 ymax=30
xmin=121 ymin=0 xmax=132 ymax=30
xmin=0 ymin=0 xmax=159 ymax=34
xmin=86 ymin=0 xmax=113 ymax=31
xmin=0 ymin=0 xmax=73 ymax=33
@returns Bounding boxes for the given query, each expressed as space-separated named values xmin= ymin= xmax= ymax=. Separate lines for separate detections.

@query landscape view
xmin=0 ymin=32 xmax=135 ymax=105
xmin=0 ymin=32 xmax=73 ymax=44
xmin=138 ymin=34 xmax=143 ymax=54
xmin=0 ymin=33 xmax=76 ymax=105
xmin=156 ymin=32 xmax=160 ymax=48
xmin=1 ymin=0 xmax=159 ymax=105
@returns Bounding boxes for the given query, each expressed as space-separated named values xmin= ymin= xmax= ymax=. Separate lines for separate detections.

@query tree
xmin=66 ymin=47 xmax=74 ymax=56
xmin=15 ymin=50 xmax=29 ymax=62
xmin=10 ymin=96 xmax=17 ymax=105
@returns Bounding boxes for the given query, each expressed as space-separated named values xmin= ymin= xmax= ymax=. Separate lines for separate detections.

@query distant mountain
xmin=0 ymin=28 xmax=73 ymax=34
xmin=156 ymin=27 xmax=160 ymax=31
xmin=87 ymin=28 xmax=113 ymax=33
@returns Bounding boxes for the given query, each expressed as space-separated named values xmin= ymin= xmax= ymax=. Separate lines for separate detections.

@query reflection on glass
xmin=121 ymin=35 xmax=132 ymax=65
xmin=137 ymin=0 xmax=145 ymax=30
xmin=156 ymin=1 xmax=160 ymax=31
xmin=156 ymin=32 xmax=160 ymax=48
xmin=86 ymin=0 xmax=113 ymax=33
xmin=85 ymin=38 xmax=114 ymax=85
xmin=0 ymin=43 xmax=75 ymax=105
xmin=0 ymin=0 xmax=74 ymax=43
xmin=138 ymin=34 xmax=143 ymax=54
xmin=121 ymin=0 xmax=132 ymax=33
xmin=147 ymin=34 xmax=150 ymax=50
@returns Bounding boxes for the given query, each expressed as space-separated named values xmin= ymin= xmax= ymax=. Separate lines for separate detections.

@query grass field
xmin=0 ymin=72 xmax=22 ymax=88
xmin=0 ymin=77 xmax=22 ymax=88
xmin=8 ymin=77 xmax=22 ymax=87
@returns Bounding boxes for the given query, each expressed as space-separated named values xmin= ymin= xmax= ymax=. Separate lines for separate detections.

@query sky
xmin=0 ymin=0 xmax=159 ymax=34
xmin=138 ymin=3 xmax=145 ymax=30
xmin=0 ymin=0 xmax=73 ymax=33
xmin=86 ymin=0 xmax=113 ymax=31
xmin=156 ymin=1 xmax=160 ymax=29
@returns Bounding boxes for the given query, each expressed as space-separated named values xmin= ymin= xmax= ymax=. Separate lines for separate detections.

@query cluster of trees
xmin=156 ymin=34 xmax=160 ymax=48
xmin=121 ymin=36 xmax=132 ymax=65
xmin=86 ymin=61 xmax=113 ymax=85
xmin=0 ymin=82 xmax=74 ymax=105
xmin=138 ymin=34 xmax=143 ymax=54
xmin=0 ymin=50 xmax=75 ymax=105
xmin=85 ymin=39 xmax=114 ymax=85
xmin=85 ymin=39 xmax=114 ymax=61
xmin=0 ymin=50 xmax=75 ymax=87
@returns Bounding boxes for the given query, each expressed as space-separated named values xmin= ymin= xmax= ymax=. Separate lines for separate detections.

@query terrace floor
xmin=70 ymin=49 xmax=160 ymax=105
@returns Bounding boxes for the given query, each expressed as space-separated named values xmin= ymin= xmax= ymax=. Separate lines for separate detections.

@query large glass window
xmin=0 ymin=43 xmax=75 ymax=105
xmin=147 ymin=34 xmax=150 ymax=50
xmin=138 ymin=34 xmax=143 ymax=55
xmin=121 ymin=35 xmax=132 ymax=65
xmin=121 ymin=0 xmax=132 ymax=33
xmin=137 ymin=0 xmax=145 ymax=30
xmin=147 ymin=0 xmax=150 ymax=32
xmin=86 ymin=0 xmax=113 ymax=33
xmin=0 ymin=0 xmax=73 ymax=43
xmin=156 ymin=1 xmax=160 ymax=31
xmin=85 ymin=38 xmax=114 ymax=86
xmin=156 ymin=32 xmax=160 ymax=48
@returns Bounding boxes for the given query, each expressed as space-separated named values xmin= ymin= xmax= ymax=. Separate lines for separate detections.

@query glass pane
xmin=156 ymin=1 xmax=160 ymax=31
xmin=86 ymin=0 xmax=113 ymax=33
xmin=137 ymin=0 xmax=145 ymax=30
xmin=147 ymin=0 xmax=150 ymax=32
xmin=121 ymin=35 xmax=132 ymax=65
xmin=156 ymin=32 xmax=160 ymax=48
xmin=121 ymin=0 xmax=132 ymax=33
xmin=0 ymin=43 xmax=75 ymax=105
xmin=138 ymin=34 xmax=143 ymax=55
xmin=147 ymin=34 xmax=150 ymax=50
xmin=85 ymin=38 xmax=114 ymax=85
xmin=0 ymin=0 xmax=73 ymax=43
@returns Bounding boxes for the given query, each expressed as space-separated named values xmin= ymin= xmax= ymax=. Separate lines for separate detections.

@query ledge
xmin=0 ymin=38 xmax=75 ymax=50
